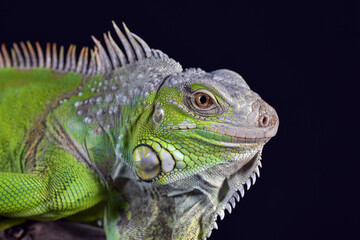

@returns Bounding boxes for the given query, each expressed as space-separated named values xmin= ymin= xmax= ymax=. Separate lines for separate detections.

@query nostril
xmin=259 ymin=114 xmax=270 ymax=127
xmin=257 ymin=100 xmax=278 ymax=128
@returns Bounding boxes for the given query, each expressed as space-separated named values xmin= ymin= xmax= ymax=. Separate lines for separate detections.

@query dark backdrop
xmin=0 ymin=0 xmax=359 ymax=239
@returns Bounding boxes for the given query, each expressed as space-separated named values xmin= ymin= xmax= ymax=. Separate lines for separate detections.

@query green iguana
xmin=0 ymin=21 xmax=279 ymax=239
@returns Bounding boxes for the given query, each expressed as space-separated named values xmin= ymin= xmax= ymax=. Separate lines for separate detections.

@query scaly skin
xmin=0 ymin=68 xmax=105 ymax=221
xmin=0 ymin=23 xmax=278 ymax=239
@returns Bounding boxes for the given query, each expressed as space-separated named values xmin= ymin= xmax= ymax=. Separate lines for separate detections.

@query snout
xmin=258 ymin=100 xmax=279 ymax=138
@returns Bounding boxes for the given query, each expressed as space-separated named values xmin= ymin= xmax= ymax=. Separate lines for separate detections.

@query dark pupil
xmin=199 ymin=95 xmax=207 ymax=104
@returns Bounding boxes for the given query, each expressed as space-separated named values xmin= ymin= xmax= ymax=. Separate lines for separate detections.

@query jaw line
xmin=202 ymin=150 xmax=263 ymax=239
xmin=166 ymin=147 xmax=263 ymax=239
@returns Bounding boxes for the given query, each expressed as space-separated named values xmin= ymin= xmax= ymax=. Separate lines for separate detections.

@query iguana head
xmin=81 ymin=22 xmax=278 ymax=239
xmin=110 ymin=67 xmax=278 ymax=239
xmin=119 ymin=67 xmax=278 ymax=239
xmin=133 ymin=68 xmax=278 ymax=185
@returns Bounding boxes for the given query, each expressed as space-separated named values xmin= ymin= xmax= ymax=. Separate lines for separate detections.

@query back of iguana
xmin=0 ymin=68 xmax=81 ymax=172
xmin=0 ymin=50 xmax=105 ymax=223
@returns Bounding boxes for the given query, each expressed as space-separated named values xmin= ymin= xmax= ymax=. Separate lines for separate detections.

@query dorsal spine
xmin=0 ymin=22 xmax=168 ymax=75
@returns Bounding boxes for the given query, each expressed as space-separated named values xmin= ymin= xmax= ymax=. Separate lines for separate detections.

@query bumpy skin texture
xmin=0 ymin=24 xmax=278 ymax=240
xmin=0 ymin=69 xmax=105 ymax=223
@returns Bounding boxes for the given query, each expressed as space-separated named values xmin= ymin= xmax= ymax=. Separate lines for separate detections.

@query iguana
xmin=0 ymin=21 xmax=279 ymax=240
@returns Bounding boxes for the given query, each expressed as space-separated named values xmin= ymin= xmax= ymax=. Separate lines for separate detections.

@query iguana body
xmin=0 ymin=22 xmax=279 ymax=239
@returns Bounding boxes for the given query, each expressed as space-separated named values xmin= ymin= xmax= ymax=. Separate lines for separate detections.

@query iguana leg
xmin=0 ymin=172 xmax=49 ymax=218
xmin=0 ymin=152 xmax=106 ymax=223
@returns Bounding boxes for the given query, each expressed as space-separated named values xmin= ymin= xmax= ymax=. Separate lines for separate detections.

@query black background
xmin=1 ymin=0 xmax=359 ymax=239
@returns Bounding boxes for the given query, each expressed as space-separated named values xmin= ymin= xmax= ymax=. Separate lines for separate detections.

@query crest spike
xmin=70 ymin=45 xmax=77 ymax=72
xmin=76 ymin=47 xmax=85 ymax=73
xmin=45 ymin=43 xmax=51 ymax=68
xmin=20 ymin=42 xmax=31 ymax=68
xmin=88 ymin=49 xmax=96 ymax=75
xmin=64 ymin=44 xmax=73 ymax=71
xmin=13 ymin=43 xmax=25 ymax=68
xmin=26 ymin=41 xmax=37 ymax=67
xmin=0 ymin=51 xmax=4 ymax=68
xmin=112 ymin=21 xmax=136 ymax=63
xmin=122 ymin=22 xmax=145 ymax=60
xmin=82 ymin=47 xmax=89 ymax=74
xmin=108 ymin=32 xmax=127 ymax=66
xmin=103 ymin=33 xmax=120 ymax=68
xmin=92 ymin=35 xmax=112 ymax=72
xmin=1 ymin=44 xmax=11 ymax=67
xmin=58 ymin=46 xmax=64 ymax=71
xmin=11 ymin=48 xmax=18 ymax=68
xmin=94 ymin=46 xmax=103 ymax=74
xmin=35 ymin=42 xmax=44 ymax=68
xmin=52 ymin=43 xmax=58 ymax=70
xmin=131 ymin=33 xmax=152 ymax=58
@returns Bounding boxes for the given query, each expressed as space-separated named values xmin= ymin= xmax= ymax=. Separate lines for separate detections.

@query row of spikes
xmin=0 ymin=22 xmax=157 ymax=75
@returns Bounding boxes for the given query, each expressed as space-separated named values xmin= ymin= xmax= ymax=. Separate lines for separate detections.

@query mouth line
xmin=203 ymin=152 xmax=262 ymax=240
xmin=164 ymin=125 xmax=269 ymax=147
xmin=192 ymin=128 xmax=271 ymax=145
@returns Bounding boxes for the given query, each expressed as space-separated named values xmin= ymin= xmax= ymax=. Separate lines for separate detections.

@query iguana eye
xmin=185 ymin=89 xmax=222 ymax=116
xmin=194 ymin=91 xmax=215 ymax=109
